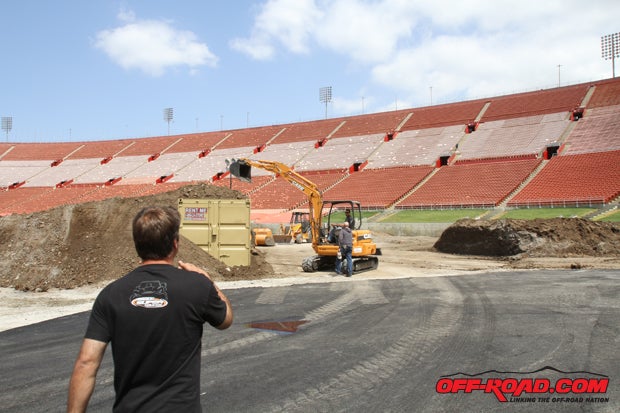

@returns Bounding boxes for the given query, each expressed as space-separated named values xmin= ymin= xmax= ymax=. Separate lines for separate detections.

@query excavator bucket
xmin=229 ymin=160 xmax=252 ymax=182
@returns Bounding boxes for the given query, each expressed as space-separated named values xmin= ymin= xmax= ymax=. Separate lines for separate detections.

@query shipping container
xmin=178 ymin=198 xmax=251 ymax=266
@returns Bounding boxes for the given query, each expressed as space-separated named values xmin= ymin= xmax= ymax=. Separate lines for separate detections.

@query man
xmin=67 ymin=206 xmax=233 ymax=413
xmin=328 ymin=209 xmax=355 ymax=243
xmin=336 ymin=221 xmax=353 ymax=277
xmin=344 ymin=209 xmax=355 ymax=229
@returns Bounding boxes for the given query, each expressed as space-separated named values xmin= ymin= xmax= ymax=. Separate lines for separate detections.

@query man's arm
xmin=178 ymin=260 xmax=234 ymax=330
xmin=67 ymin=338 xmax=107 ymax=413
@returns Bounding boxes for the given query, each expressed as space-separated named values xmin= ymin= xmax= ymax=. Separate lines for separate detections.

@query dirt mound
xmin=434 ymin=218 xmax=620 ymax=257
xmin=0 ymin=183 xmax=273 ymax=291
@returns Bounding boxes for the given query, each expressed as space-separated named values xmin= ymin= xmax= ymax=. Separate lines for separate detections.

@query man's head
xmin=132 ymin=206 xmax=180 ymax=261
xmin=345 ymin=209 xmax=351 ymax=215
xmin=343 ymin=221 xmax=349 ymax=228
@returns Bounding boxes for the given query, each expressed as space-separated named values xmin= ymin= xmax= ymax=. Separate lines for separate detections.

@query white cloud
xmin=230 ymin=0 xmax=322 ymax=60
xmin=371 ymin=2 xmax=620 ymax=106
xmin=95 ymin=12 xmax=218 ymax=77
xmin=234 ymin=0 xmax=620 ymax=113
xmin=117 ymin=7 xmax=136 ymax=23
xmin=332 ymin=95 xmax=365 ymax=115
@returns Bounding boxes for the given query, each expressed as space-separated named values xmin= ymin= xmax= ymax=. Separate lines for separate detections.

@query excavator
xmin=228 ymin=158 xmax=381 ymax=273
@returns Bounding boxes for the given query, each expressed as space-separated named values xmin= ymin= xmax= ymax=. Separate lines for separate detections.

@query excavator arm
xmin=229 ymin=159 xmax=324 ymax=246
xmin=229 ymin=158 xmax=380 ymax=273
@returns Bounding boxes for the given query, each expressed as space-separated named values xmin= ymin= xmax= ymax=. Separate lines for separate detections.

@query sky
xmin=1 ymin=0 xmax=619 ymax=143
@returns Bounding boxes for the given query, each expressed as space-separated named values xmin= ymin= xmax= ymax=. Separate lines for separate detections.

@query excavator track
xmin=301 ymin=255 xmax=379 ymax=273
xmin=352 ymin=256 xmax=379 ymax=273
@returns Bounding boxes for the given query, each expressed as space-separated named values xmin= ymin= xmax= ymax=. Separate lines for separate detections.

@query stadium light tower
xmin=601 ymin=32 xmax=620 ymax=78
xmin=319 ymin=86 xmax=332 ymax=119
xmin=2 ymin=116 xmax=12 ymax=142
xmin=163 ymin=107 xmax=174 ymax=135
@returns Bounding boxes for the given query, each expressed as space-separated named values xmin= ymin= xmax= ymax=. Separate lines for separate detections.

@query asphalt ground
xmin=1 ymin=269 xmax=618 ymax=413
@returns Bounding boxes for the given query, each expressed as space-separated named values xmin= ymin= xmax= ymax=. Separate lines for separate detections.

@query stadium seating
xmin=271 ymin=118 xmax=345 ymax=144
xmin=295 ymin=134 xmax=385 ymax=171
xmin=329 ymin=110 xmax=412 ymax=138
xmin=587 ymin=78 xmax=620 ymax=108
xmin=562 ymin=105 xmax=620 ymax=155
xmin=213 ymin=174 xmax=275 ymax=195
xmin=508 ymin=150 xmax=620 ymax=207
xmin=398 ymin=158 xmax=542 ymax=208
xmin=170 ymin=146 xmax=257 ymax=183
xmin=324 ymin=166 xmax=434 ymax=209
xmin=165 ymin=131 xmax=230 ymax=153
xmin=457 ymin=112 xmax=570 ymax=160
xmin=247 ymin=169 xmax=347 ymax=210
xmin=215 ymin=125 xmax=286 ymax=150
xmin=1 ymin=77 xmax=619 ymax=216
xmin=399 ymin=100 xmax=486 ymax=131
xmin=0 ymin=187 xmax=53 ymax=215
xmin=67 ymin=139 xmax=137 ymax=160
xmin=480 ymin=83 xmax=590 ymax=122
xmin=21 ymin=158 xmax=103 ymax=187
xmin=249 ymin=141 xmax=314 ymax=167
xmin=0 ymin=160 xmax=51 ymax=187
xmin=367 ymin=125 xmax=464 ymax=168
xmin=0 ymin=142 xmax=83 ymax=161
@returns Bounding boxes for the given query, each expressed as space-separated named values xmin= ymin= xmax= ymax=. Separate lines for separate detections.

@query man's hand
xmin=178 ymin=260 xmax=212 ymax=281
xmin=178 ymin=260 xmax=233 ymax=329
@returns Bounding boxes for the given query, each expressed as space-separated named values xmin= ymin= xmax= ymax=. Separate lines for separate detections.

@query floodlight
xmin=1 ymin=116 xmax=12 ymax=142
xmin=601 ymin=32 xmax=620 ymax=78
xmin=163 ymin=107 xmax=174 ymax=135
xmin=319 ymin=86 xmax=332 ymax=119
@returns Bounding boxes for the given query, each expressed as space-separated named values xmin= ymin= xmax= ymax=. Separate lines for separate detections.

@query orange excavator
xmin=229 ymin=159 xmax=381 ymax=273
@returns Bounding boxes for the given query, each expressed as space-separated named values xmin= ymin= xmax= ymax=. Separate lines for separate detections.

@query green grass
xmin=498 ymin=207 xmax=595 ymax=220
xmin=325 ymin=207 xmax=616 ymax=224
xmin=598 ymin=210 xmax=620 ymax=222
xmin=327 ymin=211 xmax=378 ymax=223
xmin=378 ymin=209 xmax=489 ymax=223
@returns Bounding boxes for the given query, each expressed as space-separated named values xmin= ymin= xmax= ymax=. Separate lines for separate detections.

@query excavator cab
xmin=321 ymin=200 xmax=361 ymax=243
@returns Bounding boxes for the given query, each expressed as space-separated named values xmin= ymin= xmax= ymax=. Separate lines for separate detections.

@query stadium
xmin=1 ymin=77 xmax=619 ymax=218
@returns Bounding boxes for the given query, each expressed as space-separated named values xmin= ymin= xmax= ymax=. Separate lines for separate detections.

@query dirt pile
xmin=0 ymin=183 xmax=273 ymax=291
xmin=434 ymin=218 xmax=620 ymax=257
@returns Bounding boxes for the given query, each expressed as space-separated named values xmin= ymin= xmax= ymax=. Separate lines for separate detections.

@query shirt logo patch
xmin=130 ymin=280 xmax=169 ymax=308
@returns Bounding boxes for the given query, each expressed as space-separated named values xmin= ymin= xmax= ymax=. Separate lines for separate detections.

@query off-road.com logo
xmin=436 ymin=367 xmax=609 ymax=403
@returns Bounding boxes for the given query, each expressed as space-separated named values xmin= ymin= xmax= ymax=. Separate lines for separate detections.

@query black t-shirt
xmin=85 ymin=264 xmax=227 ymax=413
xmin=345 ymin=215 xmax=355 ymax=229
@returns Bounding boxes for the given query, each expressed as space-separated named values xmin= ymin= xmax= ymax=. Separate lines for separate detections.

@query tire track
xmin=202 ymin=284 xmax=364 ymax=357
xmin=417 ymin=276 xmax=497 ymax=412
xmin=256 ymin=288 xmax=288 ymax=305
xmin=266 ymin=277 xmax=463 ymax=412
